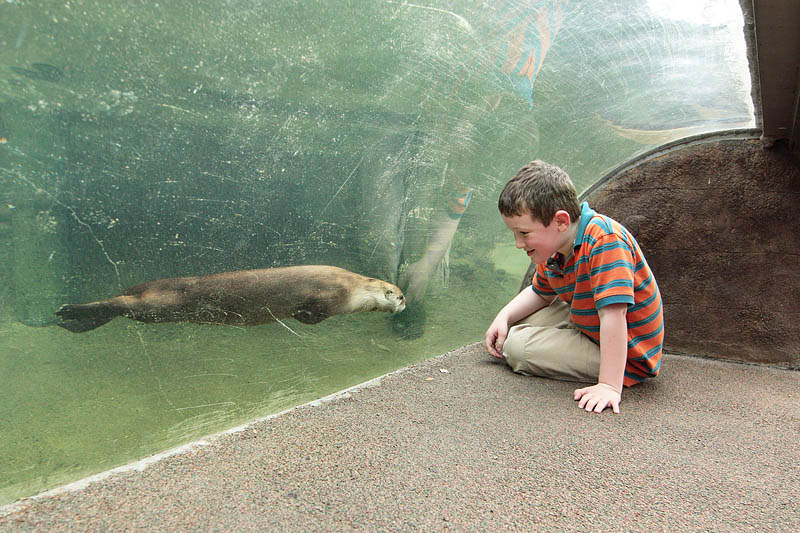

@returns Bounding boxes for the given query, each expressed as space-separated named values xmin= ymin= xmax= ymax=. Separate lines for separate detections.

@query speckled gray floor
xmin=2 ymin=344 xmax=798 ymax=531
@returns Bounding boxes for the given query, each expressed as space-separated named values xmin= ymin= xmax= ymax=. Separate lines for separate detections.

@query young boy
xmin=485 ymin=160 xmax=663 ymax=414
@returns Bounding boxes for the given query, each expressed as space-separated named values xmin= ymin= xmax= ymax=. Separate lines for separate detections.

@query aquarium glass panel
xmin=0 ymin=0 xmax=753 ymax=503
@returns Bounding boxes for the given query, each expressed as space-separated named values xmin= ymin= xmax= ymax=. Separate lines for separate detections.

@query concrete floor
xmin=1 ymin=344 xmax=798 ymax=531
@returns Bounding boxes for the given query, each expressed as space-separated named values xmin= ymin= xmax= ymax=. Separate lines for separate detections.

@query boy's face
xmin=502 ymin=210 xmax=574 ymax=265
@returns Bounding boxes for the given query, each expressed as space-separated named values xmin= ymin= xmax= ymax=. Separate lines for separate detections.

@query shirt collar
xmin=546 ymin=202 xmax=595 ymax=272
xmin=573 ymin=201 xmax=595 ymax=249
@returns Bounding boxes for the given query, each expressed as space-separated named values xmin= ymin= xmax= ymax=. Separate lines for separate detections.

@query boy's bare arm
xmin=485 ymin=288 xmax=553 ymax=358
xmin=574 ymin=303 xmax=628 ymax=413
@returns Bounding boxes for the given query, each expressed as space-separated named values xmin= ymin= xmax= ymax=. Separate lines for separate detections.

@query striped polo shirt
xmin=531 ymin=202 xmax=664 ymax=386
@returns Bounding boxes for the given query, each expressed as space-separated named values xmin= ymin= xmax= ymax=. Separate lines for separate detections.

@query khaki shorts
xmin=502 ymin=298 xmax=601 ymax=383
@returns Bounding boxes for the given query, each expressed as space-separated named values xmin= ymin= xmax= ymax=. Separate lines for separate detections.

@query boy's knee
xmin=502 ymin=326 xmax=533 ymax=375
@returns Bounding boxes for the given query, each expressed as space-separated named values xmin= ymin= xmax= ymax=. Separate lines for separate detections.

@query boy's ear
xmin=553 ymin=210 xmax=572 ymax=230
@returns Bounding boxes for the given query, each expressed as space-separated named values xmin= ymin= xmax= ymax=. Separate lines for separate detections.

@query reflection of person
xmin=398 ymin=185 xmax=473 ymax=303
xmin=391 ymin=1 xmax=565 ymax=339
xmin=391 ymin=185 xmax=473 ymax=338
xmin=485 ymin=161 xmax=664 ymax=414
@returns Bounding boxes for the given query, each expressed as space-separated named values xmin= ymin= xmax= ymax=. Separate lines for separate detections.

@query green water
xmin=0 ymin=267 xmax=520 ymax=504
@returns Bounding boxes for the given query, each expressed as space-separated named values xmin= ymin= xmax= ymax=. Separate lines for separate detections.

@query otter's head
xmin=382 ymin=284 xmax=406 ymax=313
xmin=353 ymin=279 xmax=406 ymax=314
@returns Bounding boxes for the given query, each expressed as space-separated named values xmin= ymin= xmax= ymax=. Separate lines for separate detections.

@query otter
xmin=55 ymin=265 xmax=406 ymax=333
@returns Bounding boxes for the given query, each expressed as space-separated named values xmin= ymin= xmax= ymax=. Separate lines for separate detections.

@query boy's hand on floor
xmin=484 ymin=318 xmax=508 ymax=359
xmin=573 ymin=383 xmax=621 ymax=414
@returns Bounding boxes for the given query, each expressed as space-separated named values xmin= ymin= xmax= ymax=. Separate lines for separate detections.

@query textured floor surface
xmin=1 ymin=344 xmax=798 ymax=531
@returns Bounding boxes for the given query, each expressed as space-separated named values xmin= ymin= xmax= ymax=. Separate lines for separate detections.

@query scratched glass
xmin=0 ymin=0 xmax=753 ymax=504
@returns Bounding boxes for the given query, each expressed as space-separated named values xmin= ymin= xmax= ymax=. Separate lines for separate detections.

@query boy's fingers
xmin=579 ymin=396 xmax=592 ymax=410
xmin=494 ymin=341 xmax=504 ymax=358
xmin=484 ymin=334 xmax=502 ymax=358
xmin=574 ymin=385 xmax=622 ymax=414
xmin=488 ymin=332 xmax=505 ymax=358
xmin=484 ymin=335 xmax=494 ymax=353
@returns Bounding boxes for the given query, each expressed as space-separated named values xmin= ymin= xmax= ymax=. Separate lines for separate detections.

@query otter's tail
xmin=55 ymin=303 xmax=119 ymax=333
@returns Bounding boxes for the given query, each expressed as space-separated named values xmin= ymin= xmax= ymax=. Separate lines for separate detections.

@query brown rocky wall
xmin=583 ymin=136 xmax=799 ymax=366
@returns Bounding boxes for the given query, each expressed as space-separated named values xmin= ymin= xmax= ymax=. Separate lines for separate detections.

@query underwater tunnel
xmin=0 ymin=0 xmax=798 ymax=505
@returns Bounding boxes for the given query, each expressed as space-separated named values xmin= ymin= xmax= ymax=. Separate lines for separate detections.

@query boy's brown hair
xmin=498 ymin=160 xmax=581 ymax=226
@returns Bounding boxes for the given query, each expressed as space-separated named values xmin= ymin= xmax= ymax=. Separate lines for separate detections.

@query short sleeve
xmin=588 ymin=233 xmax=635 ymax=308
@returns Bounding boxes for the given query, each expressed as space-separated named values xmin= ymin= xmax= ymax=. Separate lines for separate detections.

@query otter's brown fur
xmin=55 ymin=265 xmax=405 ymax=332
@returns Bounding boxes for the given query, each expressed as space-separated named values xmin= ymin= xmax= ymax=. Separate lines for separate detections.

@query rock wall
xmin=584 ymin=136 xmax=799 ymax=366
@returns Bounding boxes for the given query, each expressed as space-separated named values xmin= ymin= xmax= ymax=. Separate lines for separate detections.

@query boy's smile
xmin=502 ymin=210 xmax=578 ymax=266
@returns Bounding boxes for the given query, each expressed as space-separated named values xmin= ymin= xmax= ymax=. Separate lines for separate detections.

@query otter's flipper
xmin=55 ymin=303 xmax=119 ymax=333
xmin=292 ymin=307 xmax=330 ymax=324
